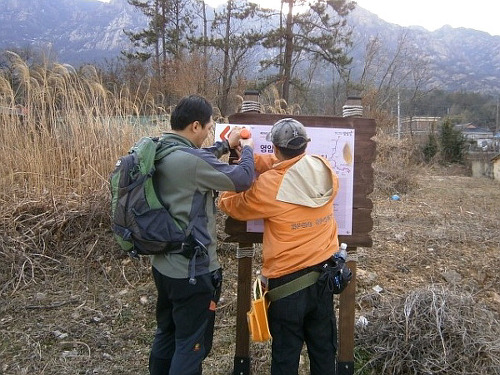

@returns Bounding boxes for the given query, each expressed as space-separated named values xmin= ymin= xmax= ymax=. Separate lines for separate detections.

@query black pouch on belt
xmin=319 ymin=256 xmax=352 ymax=294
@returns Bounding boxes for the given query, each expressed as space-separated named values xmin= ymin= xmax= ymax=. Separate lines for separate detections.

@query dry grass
xmin=356 ymin=285 xmax=500 ymax=375
xmin=258 ymin=85 xmax=302 ymax=115
xmin=2 ymin=57 xmax=500 ymax=374
xmin=0 ymin=52 xmax=166 ymax=200
xmin=371 ymin=132 xmax=423 ymax=196
xmin=355 ymin=166 xmax=500 ymax=374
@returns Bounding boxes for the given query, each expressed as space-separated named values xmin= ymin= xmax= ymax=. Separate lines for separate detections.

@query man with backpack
xmin=218 ymin=118 xmax=342 ymax=375
xmin=148 ymin=95 xmax=254 ymax=375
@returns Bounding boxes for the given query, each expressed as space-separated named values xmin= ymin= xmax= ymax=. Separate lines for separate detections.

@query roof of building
xmin=454 ymin=123 xmax=493 ymax=134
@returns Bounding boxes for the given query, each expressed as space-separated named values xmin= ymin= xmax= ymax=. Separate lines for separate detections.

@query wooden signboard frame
xmin=224 ymin=113 xmax=376 ymax=375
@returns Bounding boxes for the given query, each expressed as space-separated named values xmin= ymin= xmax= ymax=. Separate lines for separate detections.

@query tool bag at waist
xmin=247 ymin=259 xmax=352 ymax=343
xmin=247 ymin=270 xmax=321 ymax=343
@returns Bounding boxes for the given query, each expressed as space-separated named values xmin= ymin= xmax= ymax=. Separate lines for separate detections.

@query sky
xmin=198 ymin=0 xmax=500 ymax=36
xmin=354 ymin=0 xmax=500 ymax=36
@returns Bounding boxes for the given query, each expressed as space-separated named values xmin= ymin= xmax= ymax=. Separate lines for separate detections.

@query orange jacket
xmin=218 ymin=153 xmax=339 ymax=278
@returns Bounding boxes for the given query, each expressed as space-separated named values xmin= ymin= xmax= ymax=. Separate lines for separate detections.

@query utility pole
xmin=397 ymin=91 xmax=401 ymax=140
xmin=496 ymin=96 xmax=499 ymax=152
xmin=496 ymin=95 xmax=499 ymax=133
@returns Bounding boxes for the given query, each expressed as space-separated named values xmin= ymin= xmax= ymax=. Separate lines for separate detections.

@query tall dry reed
xmin=0 ymin=52 xmax=167 ymax=202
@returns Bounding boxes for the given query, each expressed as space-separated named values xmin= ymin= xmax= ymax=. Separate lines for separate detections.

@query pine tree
xmin=261 ymin=0 xmax=355 ymax=103
xmin=204 ymin=0 xmax=270 ymax=115
xmin=123 ymin=0 xmax=197 ymax=73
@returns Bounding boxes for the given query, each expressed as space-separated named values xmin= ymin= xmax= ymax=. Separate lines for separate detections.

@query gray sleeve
xmin=187 ymin=146 xmax=255 ymax=192
xmin=203 ymin=140 xmax=230 ymax=159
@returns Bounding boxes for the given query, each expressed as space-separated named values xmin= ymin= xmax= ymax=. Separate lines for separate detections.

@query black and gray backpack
xmin=109 ymin=136 xmax=195 ymax=257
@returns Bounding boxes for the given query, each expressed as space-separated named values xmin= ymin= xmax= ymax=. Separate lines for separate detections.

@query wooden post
xmin=233 ymin=243 xmax=254 ymax=375
xmin=337 ymin=248 xmax=357 ymax=375
xmin=228 ymin=95 xmax=260 ymax=374
xmin=337 ymin=97 xmax=363 ymax=375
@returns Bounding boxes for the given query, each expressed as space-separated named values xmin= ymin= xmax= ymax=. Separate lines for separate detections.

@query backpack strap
xmin=155 ymin=139 xmax=182 ymax=161
xmin=152 ymin=138 xmax=204 ymax=239
xmin=184 ymin=192 xmax=206 ymax=237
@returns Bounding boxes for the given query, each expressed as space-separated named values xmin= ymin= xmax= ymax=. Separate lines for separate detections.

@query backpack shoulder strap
xmin=155 ymin=139 xmax=184 ymax=161
xmin=151 ymin=138 xmax=202 ymax=237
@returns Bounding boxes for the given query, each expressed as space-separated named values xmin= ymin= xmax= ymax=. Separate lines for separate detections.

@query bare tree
xmin=356 ymin=30 xmax=433 ymax=134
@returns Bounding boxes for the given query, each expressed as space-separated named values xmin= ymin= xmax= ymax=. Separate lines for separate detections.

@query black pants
xmin=268 ymin=268 xmax=337 ymax=375
xmin=149 ymin=267 xmax=222 ymax=375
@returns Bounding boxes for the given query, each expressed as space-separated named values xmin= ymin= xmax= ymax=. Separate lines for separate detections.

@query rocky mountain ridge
xmin=1 ymin=0 xmax=499 ymax=93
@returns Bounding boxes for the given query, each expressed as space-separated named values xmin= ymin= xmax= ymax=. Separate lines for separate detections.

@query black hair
xmin=170 ymin=95 xmax=213 ymax=130
xmin=275 ymin=144 xmax=307 ymax=159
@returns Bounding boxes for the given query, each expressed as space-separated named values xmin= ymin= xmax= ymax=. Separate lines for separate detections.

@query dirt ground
xmin=1 ymin=165 xmax=499 ymax=375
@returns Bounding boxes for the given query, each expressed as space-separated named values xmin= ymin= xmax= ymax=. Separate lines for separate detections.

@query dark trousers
xmin=268 ymin=269 xmax=337 ymax=375
xmin=149 ymin=267 xmax=221 ymax=375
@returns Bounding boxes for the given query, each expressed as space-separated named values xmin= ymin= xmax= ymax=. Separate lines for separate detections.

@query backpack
xmin=109 ymin=136 xmax=196 ymax=257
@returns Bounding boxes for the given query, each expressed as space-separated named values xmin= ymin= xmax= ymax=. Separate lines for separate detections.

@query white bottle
xmin=338 ymin=242 xmax=348 ymax=261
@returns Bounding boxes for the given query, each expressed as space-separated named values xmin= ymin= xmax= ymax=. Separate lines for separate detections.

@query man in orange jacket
xmin=218 ymin=118 xmax=340 ymax=375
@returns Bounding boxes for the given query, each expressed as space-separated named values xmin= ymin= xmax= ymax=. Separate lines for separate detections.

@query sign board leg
xmin=337 ymin=248 xmax=357 ymax=375
xmin=233 ymin=243 xmax=254 ymax=375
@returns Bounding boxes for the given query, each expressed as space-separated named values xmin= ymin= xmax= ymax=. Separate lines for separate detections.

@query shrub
xmin=439 ymin=119 xmax=466 ymax=164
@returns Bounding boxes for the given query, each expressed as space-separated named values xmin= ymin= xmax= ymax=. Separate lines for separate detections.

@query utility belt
xmin=247 ymin=256 xmax=352 ymax=342
xmin=268 ymin=253 xmax=352 ymax=300
xmin=267 ymin=263 xmax=325 ymax=302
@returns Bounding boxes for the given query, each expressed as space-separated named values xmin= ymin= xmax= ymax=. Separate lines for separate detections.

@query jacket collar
xmin=162 ymin=132 xmax=196 ymax=148
xmin=273 ymin=153 xmax=306 ymax=170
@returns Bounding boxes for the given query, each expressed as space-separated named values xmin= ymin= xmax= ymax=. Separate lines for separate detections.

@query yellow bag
xmin=247 ymin=277 xmax=271 ymax=342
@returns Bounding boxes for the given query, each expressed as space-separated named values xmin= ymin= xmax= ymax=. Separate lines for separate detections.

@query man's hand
xmin=227 ymin=126 xmax=243 ymax=149
xmin=239 ymin=138 xmax=254 ymax=149
xmin=226 ymin=126 xmax=253 ymax=158
xmin=232 ymin=137 xmax=254 ymax=160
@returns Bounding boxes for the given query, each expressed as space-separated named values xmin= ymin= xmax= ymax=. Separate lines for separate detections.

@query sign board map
xmin=215 ymin=123 xmax=355 ymax=235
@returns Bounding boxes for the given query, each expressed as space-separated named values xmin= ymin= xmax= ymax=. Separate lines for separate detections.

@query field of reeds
xmin=1 ymin=53 xmax=500 ymax=375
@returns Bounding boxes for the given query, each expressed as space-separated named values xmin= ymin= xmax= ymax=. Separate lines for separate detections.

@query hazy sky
xmin=354 ymin=0 xmax=500 ymax=36
xmin=97 ymin=0 xmax=500 ymax=36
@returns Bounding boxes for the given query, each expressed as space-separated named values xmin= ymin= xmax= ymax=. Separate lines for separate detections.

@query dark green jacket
xmin=152 ymin=133 xmax=254 ymax=278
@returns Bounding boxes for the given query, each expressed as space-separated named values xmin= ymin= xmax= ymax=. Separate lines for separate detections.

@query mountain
xmin=347 ymin=7 xmax=500 ymax=94
xmin=0 ymin=0 xmax=142 ymax=64
xmin=1 ymin=0 xmax=499 ymax=94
